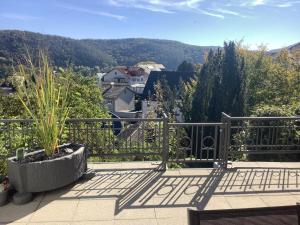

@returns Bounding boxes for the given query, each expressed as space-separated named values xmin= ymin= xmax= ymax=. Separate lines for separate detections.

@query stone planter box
xmin=0 ymin=190 xmax=8 ymax=206
xmin=7 ymin=144 xmax=86 ymax=194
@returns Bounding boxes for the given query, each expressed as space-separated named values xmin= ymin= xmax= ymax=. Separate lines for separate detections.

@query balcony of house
xmin=0 ymin=113 xmax=300 ymax=225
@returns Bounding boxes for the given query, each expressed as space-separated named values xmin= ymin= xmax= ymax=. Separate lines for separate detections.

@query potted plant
xmin=7 ymin=54 xmax=87 ymax=204
xmin=0 ymin=176 xmax=9 ymax=206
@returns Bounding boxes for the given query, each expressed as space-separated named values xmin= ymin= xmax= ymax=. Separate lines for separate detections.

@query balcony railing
xmin=1 ymin=113 xmax=300 ymax=169
xmin=221 ymin=113 xmax=300 ymax=168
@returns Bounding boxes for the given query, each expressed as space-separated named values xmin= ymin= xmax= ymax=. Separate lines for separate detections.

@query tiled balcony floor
xmin=1 ymin=161 xmax=300 ymax=225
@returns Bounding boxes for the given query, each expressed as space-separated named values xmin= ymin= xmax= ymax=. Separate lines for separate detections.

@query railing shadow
xmin=67 ymin=165 xmax=300 ymax=214
xmin=2 ymin=164 xmax=300 ymax=224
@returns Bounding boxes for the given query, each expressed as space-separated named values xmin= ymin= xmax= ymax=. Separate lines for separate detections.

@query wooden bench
xmin=188 ymin=204 xmax=300 ymax=225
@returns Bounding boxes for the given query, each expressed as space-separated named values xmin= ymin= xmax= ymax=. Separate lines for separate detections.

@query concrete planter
xmin=0 ymin=190 xmax=8 ymax=206
xmin=7 ymin=144 xmax=86 ymax=195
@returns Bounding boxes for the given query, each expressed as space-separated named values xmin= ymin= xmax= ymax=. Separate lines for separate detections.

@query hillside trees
xmin=0 ymin=69 xmax=108 ymax=119
xmin=178 ymin=76 xmax=198 ymax=122
xmin=191 ymin=42 xmax=246 ymax=122
xmin=189 ymin=41 xmax=300 ymax=123
xmin=241 ymin=46 xmax=300 ymax=116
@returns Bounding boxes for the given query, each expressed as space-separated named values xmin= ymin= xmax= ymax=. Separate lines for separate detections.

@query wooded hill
xmin=0 ymin=30 xmax=218 ymax=70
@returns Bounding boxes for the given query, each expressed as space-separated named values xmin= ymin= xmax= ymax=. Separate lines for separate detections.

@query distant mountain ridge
xmin=268 ymin=42 xmax=300 ymax=55
xmin=0 ymin=30 xmax=218 ymax=70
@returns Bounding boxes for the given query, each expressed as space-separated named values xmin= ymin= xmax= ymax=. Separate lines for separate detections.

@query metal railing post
xmin=161 ymin=113 xmax=169 ymax=171
xmin=221 ymin=112 xmax=231 ymax=169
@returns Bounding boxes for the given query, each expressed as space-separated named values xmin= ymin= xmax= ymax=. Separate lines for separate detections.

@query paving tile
xmin=92 ymin=162 xmax=122 ymax=170
xmin=162 ymin=169 xmax=181 ymax=176
xmin=30 ymin=200 xmax=78 ymax=222
xmin=259 ymin=194 xmax=297 ymax=206
xmin=0 ymin=199 xmax=40 ymax=223
xmin=72 ymin=221 xmax=114 ymax=225
xmin=42 ymin=189 xmax=81 ymax=202
xmin=204 ymin=196 xmax=232 ymax=210
xmin=115 ymin=208 xmax=156 ymax=220
xmin=225 ymin=195 xmax=267 ymax=208
xmin=154 ymin=207 xmax=188 ymax=219
xmin=157 ymin=217 xmax=188 ymax=225
xmin=179 ymin=169 xmax=212 ymax=176
xmin=0 ymin=223 xmax=27 ymax=225
xmin=114 ymin=219 xmax=158 ymax=225
xmin=232 ymin=162 xmax=259 ymax=168
xmin=28 ymin=222 xmax=70 ymax=225
xmin=121 ymin=162 xmax=155 ymax=169
xmin=73 ymin=199 xmax=115 ymax=221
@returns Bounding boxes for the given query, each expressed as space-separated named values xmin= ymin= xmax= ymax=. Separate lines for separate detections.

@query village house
xmin=101 ymin=66 xmax=149 ymax=94
xmin=102 ymin=66 xmax=148 ymax=85
xmin=100 ymin=63 xmax=166 ymax=94
xmin=103 ymin=85 xmax=140 ymax=118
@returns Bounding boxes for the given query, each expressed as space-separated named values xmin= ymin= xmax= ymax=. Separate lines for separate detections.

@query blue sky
xmin=0 ymin=0 xmax=299 ymax=49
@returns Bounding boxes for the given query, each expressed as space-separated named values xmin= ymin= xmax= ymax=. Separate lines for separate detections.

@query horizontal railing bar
xmin=0 ymin=118 xmax=164 ymax=123
xmin=229 ymin=116 xmax=300 ymax=121
xmin=169 ymin=159 xmax=216 ymax=162
xmin=169 ymin=123 xmax=223 ymax=126
xmin=229 ymin=150 xmax=300 ymax=154
xmin=66 ymin=118 xmax=163 ymax=122
xmin=231 ymin=126 xmax=300 ymax=129
xmin=231 ymin=145 xmax=300 ymax=147
xmin=89 ymin=152 xmax=161 ymax=157
xmin=92 ymin=147 xmax=163 ymax=150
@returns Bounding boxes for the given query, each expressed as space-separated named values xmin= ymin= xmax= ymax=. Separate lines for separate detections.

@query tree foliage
xmin=191 ymin=42 xmax=246 ymax=122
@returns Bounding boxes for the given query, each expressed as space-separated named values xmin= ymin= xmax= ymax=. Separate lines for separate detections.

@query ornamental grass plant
xmin=16 ymin=53 xmax=71 ymax=156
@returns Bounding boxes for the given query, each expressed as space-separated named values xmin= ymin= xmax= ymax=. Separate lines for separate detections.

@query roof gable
xmin=103 ymin=86 xmax=136 ymax=99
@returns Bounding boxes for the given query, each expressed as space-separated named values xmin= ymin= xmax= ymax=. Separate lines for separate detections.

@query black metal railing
xmin=0 ymin=117 xmax=167 ymax=164
xmin=1 ymin=113 xmax=300 ymax=169
xmin=168 ymin=122 xmax=223 ymax=164
xmin=222 ymin=113 xmax=300 ymax=168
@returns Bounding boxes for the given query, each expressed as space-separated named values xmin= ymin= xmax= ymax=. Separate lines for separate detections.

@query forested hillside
xmin=0 ymin=30 xmax=217 ymax=72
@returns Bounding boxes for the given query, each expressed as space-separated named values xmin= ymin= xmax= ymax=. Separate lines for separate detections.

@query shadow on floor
xmin=68 ymin=165 xmax=300 ymax=214
xmin=2 ymin=164 xmax=300 ymax=223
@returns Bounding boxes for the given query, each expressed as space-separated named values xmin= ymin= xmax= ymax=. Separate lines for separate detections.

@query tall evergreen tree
xmin=191 ymin=42 xmax=246 ymax=122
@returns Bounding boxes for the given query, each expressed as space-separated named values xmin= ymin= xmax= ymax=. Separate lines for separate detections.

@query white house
xmin=103 ymin=86 xmax=139 ymax=118
xmin=102 ymin=67 xmax=129 ymax=84
xmin=102 ymin=66 xmax=149 ymax=85
xmin=101 ymin=66 xmax=149 ymax=93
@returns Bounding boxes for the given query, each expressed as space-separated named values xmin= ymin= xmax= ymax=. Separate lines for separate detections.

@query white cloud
xmin=238 ymin=0 xmax=300 ymax=7
xmin=211 ymin=8 xmax=247 ymax=17
xmin=252 ymin=0 xmax=266 ymax=6
xmin=133 ymin=4 xmax=174 ymax=13
xmin=277 ymin=3 xmax=292 ymax=7
xmin=199 ymin=10 xmax=225 ymax=19
xmin=57 ymin=5 xmax=126 ymax=21
xmin=0 ymin=13 xmax=39 ymax=21
xmin=106 ymin=0 xmax=226 ymax=18
xmin=276 ymin=1 xmax=300 ymax=7
xmin=106 ymin=0 xmax=299 ymax=19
